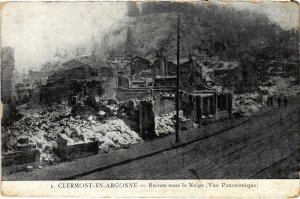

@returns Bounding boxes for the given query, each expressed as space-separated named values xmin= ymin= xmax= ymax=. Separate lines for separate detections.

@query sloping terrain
xmin=97 ymin=2 xmax=298 ymax=63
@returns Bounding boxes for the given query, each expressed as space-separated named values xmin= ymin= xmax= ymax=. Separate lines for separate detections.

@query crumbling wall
xmin=181 ymin=92 xmax=232 ymax=127
xmin=153 ymin=95 xmax=175 ymax=115
xmin=57 ymin=134 xmax=98 ymax=161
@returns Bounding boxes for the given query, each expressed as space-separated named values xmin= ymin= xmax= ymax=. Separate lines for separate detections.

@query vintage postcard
xmin=0 ymin=1 xmax=299 ymax=198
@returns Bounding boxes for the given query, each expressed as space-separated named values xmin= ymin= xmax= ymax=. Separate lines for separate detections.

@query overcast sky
xmin=1 ymin=2 xmax=127 ymax=72
xmin=1 ymin=2 xmax=298 ymax=72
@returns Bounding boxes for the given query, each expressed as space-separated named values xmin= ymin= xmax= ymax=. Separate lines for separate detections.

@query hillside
xmin=96 ymin=2 xmax=298 ymax=63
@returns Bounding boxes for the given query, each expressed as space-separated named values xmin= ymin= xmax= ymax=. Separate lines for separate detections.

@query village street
xmin=77 ymin=97 xmax=300 ymax=179
xmin=3 ymin=96 xmax=299 ymax=180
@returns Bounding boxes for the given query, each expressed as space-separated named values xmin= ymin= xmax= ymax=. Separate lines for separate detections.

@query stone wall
xmin=57 ymin=134 xmax=99 ymax=161
xmin=31 ymin=80 xmax=104 ymax=104
xmin=153 ymin=96 xmax=175 ymax=115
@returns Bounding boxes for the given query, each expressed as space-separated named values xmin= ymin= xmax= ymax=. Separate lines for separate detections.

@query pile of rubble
xmin=233 ymin=93 xmax=263 ymax=117
xmin=2 ymin=102 xmax=142 ymax=165
xmin=73 ymin=97 xmax=119 ymax=119
xmin=155 ymin=113 xmax=175 ymax=136
xmin=87 ymin=119 xmax=142 ymax=149
xmin=155 ymin=111 xmax=187 ymax=137
xmin=2 ymin=96 xmax=193 ymax=166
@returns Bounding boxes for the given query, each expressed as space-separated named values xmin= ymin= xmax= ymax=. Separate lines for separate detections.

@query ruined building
xmin=1 ymin=47 xmax=15 ymax=102
xmin=47 ymin=59 xmax=98 ymax=83
xmin=33 ymin=59 xmax=102 ymax=104
xmin=117 ymin=52 xmax=207 ymax=101
xmin=180 ymin=54 xmax=204 ymax=91
xmin=182 ymin=90 xmax=232 ymax=127
xmin=152 ymin=52 xmax=204 ymax=91
xmin=153 ymin=49 xmax=176 ymax=77
xmin=128 ymin=56 xmax=152 ymax=79
xmin=106 ymin=56 xmax=131 ymax=76
xmin=213 ymin=61 xmax=241 ymax=90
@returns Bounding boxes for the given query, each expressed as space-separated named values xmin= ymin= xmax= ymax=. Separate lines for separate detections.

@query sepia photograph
xmin=1 ymin=0 xmax=299 ymax=184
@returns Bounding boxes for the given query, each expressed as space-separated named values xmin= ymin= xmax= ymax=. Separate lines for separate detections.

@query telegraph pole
xmin=175 ymin=15 xmax=180 ymax=143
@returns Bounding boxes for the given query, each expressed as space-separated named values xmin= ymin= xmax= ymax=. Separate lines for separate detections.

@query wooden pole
xmin=175 ymin=15 xmax=180 ymax=143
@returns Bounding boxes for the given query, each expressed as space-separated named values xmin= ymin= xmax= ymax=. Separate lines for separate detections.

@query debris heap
xmin=155 ymin=111 xmax=186 ymax=137
xmin=233 ymin=93 xmax=262 ymax=117
xmin=155 ymin=113 xmax=175 ymax=136
xmin=2 ymin=102 xmax=142 ymax=165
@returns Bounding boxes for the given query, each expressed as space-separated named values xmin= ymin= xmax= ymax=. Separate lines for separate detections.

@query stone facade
xmin=32 ymin=60 xmax=107 ymax=104
xmin=153 ymin=95 xmax=175 ymax=115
